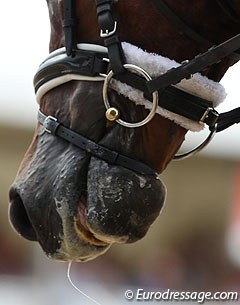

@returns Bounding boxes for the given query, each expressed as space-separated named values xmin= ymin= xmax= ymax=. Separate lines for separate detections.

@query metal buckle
xmin=103 ymin=63 xmax=159 ymax=128
xmin=100 ymin=21 xmax=117 ymax=38
xmin=200 ymin=107 xmax=213 ymax=124
xmin=99 ymin=57 xmax=110 ymax=77
xmin=43 ymin=116 xmax=57 ymax=134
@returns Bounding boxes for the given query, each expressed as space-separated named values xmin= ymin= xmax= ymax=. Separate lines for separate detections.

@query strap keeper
xmin=104 ymin=33 xmax=120 ymax=46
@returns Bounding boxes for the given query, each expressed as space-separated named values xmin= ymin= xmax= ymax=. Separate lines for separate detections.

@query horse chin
xmin=83 ymin=157 xmax=166 ymax=244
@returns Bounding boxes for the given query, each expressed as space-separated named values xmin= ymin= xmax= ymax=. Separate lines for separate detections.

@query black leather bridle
xmin=35 ymin=0 xmax=240 ymax=175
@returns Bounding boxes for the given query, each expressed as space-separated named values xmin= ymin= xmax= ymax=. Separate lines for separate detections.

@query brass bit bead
xmin=105 ymin=107 xmax=120 ymax=122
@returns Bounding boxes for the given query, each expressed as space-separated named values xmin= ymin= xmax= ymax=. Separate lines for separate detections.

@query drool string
xmin=67 ymin=261 xmax=102 ymax=305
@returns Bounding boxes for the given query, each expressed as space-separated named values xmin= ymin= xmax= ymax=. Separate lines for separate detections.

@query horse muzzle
xmin=9 ymin=184 xmax=111 ymax=261
xmin=8 ymin=147 xmax=166 ymax=262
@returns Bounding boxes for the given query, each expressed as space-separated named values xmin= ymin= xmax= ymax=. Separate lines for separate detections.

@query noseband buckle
xmin=43 ymin=115 xmax=59 ymax=135
xmin=199 ymin=107 xmax=219 ymax=125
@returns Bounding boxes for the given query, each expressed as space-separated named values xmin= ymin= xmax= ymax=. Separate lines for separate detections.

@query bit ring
xmin=103 ymin=64 xmax=158 ymax=128
xmin=174 ymin=124 xmax=218 ymax=160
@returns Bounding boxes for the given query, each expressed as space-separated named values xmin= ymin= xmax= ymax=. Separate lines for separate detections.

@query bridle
xmin=34 ymin=0 xmax=240 ymax=175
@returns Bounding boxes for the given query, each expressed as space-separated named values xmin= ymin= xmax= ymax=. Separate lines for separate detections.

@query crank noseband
xmin=38 ymin=110 xmax=158 ymax=176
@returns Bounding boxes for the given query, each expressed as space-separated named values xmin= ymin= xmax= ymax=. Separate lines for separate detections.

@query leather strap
xmin=63 ymin=0 xmax=77 ymax=56
xmin=38 ymin=110 xmax=157 ymax=176
xmin=152 ymin=0 xmax=240 ymax=62
xmin=95 ymin=0 xmax=126 ymax=74
xmin=146 ymin=33 xmax=240 ymax=94
xmin=217 ymin=108 xmax=240 ymax=132
xmin=115 ymin=72 xmax=219 ymax=127
xmin=153 ymin=0 xmax=212 ymax=48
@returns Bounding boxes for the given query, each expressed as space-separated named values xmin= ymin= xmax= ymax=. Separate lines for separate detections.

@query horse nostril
xmin=9 ymin=188 xmax=37 ymax=241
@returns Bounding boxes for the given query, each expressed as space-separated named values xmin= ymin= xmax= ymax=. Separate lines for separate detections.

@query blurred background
xmin=0 ymin=1 xmax=240 ymax=304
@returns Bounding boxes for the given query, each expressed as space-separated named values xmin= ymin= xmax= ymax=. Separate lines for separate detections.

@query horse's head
xmin=9 ymin=0 xmax=239 ymax=261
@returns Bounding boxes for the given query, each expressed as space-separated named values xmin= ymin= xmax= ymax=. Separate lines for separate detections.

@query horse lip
xmin=74 ymin=202 xmax=110 ymax=247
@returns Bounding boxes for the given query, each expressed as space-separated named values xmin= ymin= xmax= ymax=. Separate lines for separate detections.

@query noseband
xmin=35 ymin=0 xmax=240 ymax=174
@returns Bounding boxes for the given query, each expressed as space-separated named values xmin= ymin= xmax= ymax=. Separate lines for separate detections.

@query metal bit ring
xmin=103 ymin=64 xmax=158 ymax=128
xmin=174 ymin=124 xmax=218 ymax=160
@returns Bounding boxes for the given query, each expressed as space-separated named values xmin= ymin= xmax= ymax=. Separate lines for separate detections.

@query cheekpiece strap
xmin=95 ymin=0 xmax=126 ymax=74
xmin=63 ymin=0 xmax=77 ymax=56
